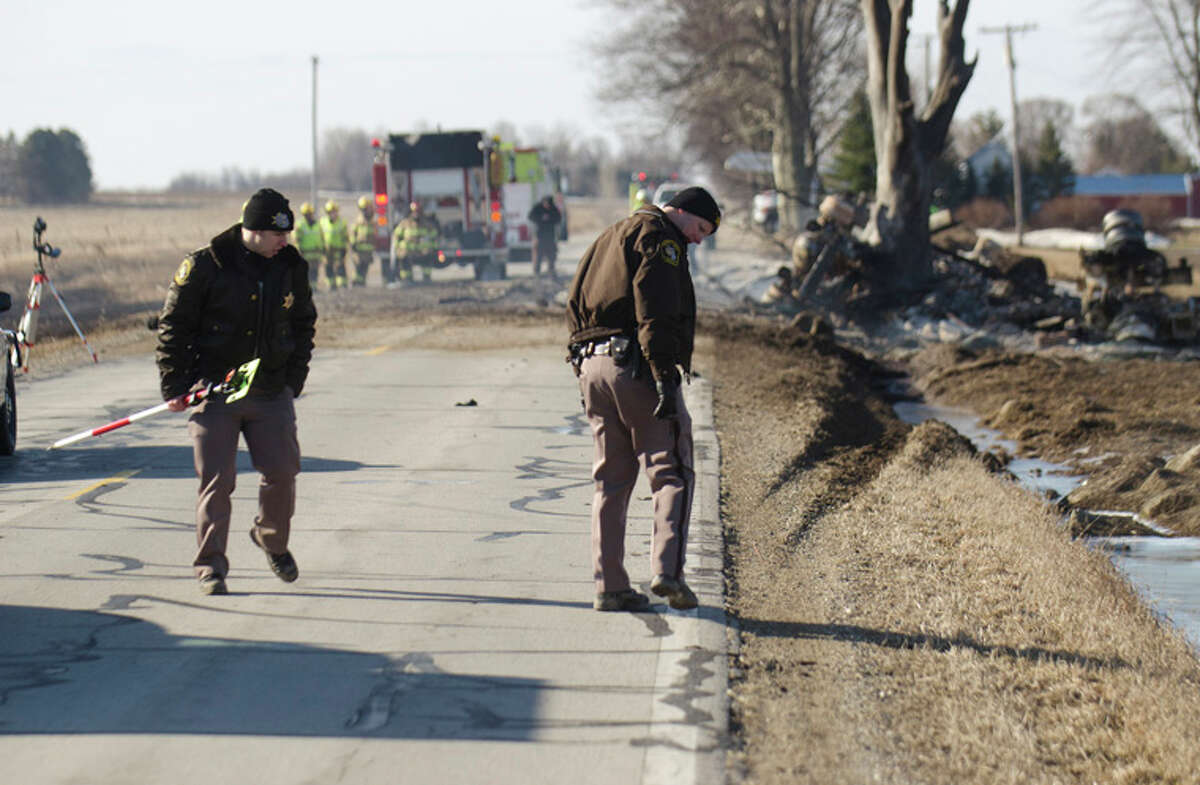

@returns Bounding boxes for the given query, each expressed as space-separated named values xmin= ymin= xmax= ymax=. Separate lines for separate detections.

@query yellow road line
xmin=366 ymin=345 xmax=391 ymax=356
xmin=68 ymin=468 xmax=140 ymax=500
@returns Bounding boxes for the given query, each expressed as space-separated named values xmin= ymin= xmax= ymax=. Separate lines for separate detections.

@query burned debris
xmin=760 ymin=205 xmax=1197 ymax=350
xmin=1078 ymin=209 xmax=1195 ymax=343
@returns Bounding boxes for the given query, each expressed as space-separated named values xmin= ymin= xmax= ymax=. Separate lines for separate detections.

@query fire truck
xmin=370 ymin=130 xmax=508 ymax=281
xmin=493 ymin=143 xmax=567 ymax=261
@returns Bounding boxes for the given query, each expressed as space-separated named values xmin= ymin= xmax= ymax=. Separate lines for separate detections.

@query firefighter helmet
xmin=357 ymin=195 xmax=371 ymax=210
xmin=324 ymin=200 xmax=338 ymax=214
xmin=300 ymin=202 xmax=314 ymax=215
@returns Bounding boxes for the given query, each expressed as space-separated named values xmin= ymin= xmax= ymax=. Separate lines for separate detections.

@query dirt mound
xmin=895 ymin=418 xmax=1007 ymax=474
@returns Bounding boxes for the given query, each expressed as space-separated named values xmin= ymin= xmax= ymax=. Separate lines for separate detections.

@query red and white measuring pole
xmin=49 ymin=387 xmax=210 ymax=449
xmin=49 ymin=358 xmax=260 ymax=450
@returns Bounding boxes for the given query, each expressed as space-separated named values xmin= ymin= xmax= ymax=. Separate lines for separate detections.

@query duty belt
xmin=582 ymin=336 xmax=628 ymax=357
xmin=569 ymin=335 xmax=644 ymax=378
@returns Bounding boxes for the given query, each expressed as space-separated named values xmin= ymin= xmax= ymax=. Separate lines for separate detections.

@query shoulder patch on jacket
xmin=173 ymin=258 xmax=193 ymax=285
xmin=656 ymin=239 xmax=682 ymax=267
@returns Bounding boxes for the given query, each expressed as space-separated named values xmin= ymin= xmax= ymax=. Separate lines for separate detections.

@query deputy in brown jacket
xmin=566 ymin=186 xmax=720 ymax=612
xmin=157 ymin=187 xmax=317 ymax=596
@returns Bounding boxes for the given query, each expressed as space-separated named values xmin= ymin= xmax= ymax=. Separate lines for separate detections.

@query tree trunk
xmin=771 ymin=0 xmax=818 ymax=235
xmin=773 ymin=92 xmax=815 ymax=234
xmin=860 ymin=0 xmax=974 ymax=292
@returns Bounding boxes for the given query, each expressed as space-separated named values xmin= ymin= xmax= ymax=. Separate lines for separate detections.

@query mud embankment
xmin=908 ymin=343 xmax=1200 ymax=537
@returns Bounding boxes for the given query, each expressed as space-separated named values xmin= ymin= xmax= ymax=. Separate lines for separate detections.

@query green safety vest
xmin=320 ymin=216 xmax=349 ymax=251
xmin=292 ymin=218 xmax=324 ymax=256
xmin=350 ymin=216 xmax=375 ymax=253
xmin=392 ymin=217 xmax=438 ymax=257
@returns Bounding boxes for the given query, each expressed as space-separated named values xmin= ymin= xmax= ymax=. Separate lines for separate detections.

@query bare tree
xmin=319 ymin=128 xmax=373 ymax=192
xmin=1079 ymin=93 xmax=1194 ymax=173
xmin=860 ymin=0 xmax=975 ymax=289
xmin=0 ymin=132 xmax=17 ymax=201
xmin=1016 ymin=98 xmax=1075 ymax=162
xmin=594 ymin=0 xmax=862 ymax=232
xmin=951 ymin=108 xmax=1004 ymax=158
xmin=523 ymin=123 xmax=625 ymax=198
xmin=1098 ymin=0 xmax=1200 ymax=156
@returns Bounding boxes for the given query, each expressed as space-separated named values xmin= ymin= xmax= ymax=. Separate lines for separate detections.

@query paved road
xmin=0 ymin=324 xmax=727 ymax=785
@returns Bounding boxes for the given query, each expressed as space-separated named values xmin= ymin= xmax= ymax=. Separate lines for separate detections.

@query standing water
xmin=895 ymin=398 xmax=1200 ymax=650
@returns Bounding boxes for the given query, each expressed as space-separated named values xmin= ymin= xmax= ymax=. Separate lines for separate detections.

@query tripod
xmin=17 ymin=217 xmax=98 ymax=372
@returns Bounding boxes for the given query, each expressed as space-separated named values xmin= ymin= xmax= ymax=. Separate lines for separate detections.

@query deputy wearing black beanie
xmin=242 ymin=187 xmax=295 ymax=232
xmin=666 ymin=186 xmax=721 ymax=233
xmin=157 ymin=185 xmax=316 ymax=597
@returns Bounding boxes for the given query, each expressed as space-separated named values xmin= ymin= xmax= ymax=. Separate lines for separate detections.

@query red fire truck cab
xmin=372 ymin=130 xmax=508 ymax=281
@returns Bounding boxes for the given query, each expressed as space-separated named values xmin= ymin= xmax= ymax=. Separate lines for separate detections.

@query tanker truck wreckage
xmin=1078 ymin=209 xmax=1195 ymax=343
xmin=760 ymin=202 xmax=1196 ymax=351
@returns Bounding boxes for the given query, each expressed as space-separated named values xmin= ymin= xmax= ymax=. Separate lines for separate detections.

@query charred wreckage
xmin=761 ymin=202 xmax=1196 ymax=349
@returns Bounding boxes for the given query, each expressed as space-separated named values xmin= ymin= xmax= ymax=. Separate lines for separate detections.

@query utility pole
xmin=310 ymin=55 xmax=319 ymax=210
xmin=981 ymin=23 xmax=1036 ymax=245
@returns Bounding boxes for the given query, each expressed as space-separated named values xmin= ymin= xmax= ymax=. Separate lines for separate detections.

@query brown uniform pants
xmin=578 ymin=353 xmax=695 ymax=592
xmin=187 ymin=390 xmax=300 ymax=579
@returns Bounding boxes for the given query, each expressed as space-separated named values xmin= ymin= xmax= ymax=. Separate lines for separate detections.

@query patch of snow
xmin=976 ymin=227 xmax=1169 ymax=251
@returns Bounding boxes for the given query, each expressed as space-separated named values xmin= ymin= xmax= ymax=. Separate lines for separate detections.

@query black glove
xmin=653 ymin=376 xmax=680 ymax=420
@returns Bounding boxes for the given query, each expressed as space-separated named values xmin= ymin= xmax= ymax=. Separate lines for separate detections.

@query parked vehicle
xmin=373 ymin=130 xmax=509 ymax=281
xmin=0 ymin=290 xmax=19 ymax=455
xmin=496 ymin=143 xmax=567 ymax=260
xmin=752 ymin=190 xmax=780 ymax=234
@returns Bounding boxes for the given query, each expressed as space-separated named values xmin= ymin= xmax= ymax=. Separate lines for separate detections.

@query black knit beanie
xmin=242 ymin=188 xmax=294 ymax=231
xmin=666 ymin=186 xmax=721 ymax=232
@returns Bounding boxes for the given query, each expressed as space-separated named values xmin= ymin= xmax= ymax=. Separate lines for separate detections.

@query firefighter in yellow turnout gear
xmin=319 ymin=200 xmax=350 ymax=290
xmin=349 ymin=196 xmax=377 ymax=287
xmin=391 ymin=201 xmax=439 ymax=283
xmin=291 ymin=202 xmax=324 ymax=285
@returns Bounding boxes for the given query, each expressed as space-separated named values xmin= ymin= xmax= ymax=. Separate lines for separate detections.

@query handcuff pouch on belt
xmin=604 ymin=335 xmax=635 ymax=366
xmin=568 ymin=335 xmax=643 ymax=377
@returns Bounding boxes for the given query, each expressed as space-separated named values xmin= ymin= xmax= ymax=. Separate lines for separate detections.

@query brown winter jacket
xmin=566 ymin=206 xmax=695 ymax=382
xmin=156 ymin=224 xmax=317 ymax=400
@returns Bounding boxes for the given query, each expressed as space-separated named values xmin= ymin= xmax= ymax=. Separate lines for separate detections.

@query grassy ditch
xmin=712 ymin=319 xmax=1200 ymax=784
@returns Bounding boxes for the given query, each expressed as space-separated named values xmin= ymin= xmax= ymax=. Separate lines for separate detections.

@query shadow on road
xmin=0 ymin=604 xmax=547 ymax=739
xmin=0 ymin=445 xmax=394 ymax=485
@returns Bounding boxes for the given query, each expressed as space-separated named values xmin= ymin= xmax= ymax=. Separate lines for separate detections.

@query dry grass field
xmin=0 ymin=193 xmax=248 ymax=344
